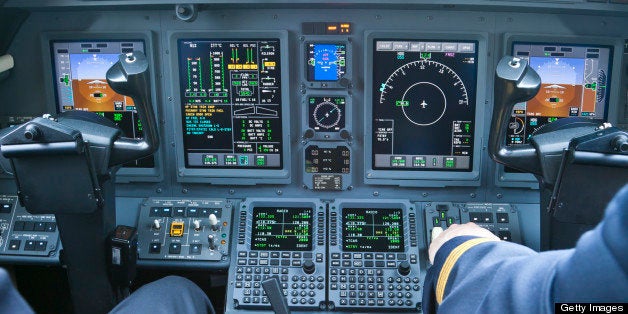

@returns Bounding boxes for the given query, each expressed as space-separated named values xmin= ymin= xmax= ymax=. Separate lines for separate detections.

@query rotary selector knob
xmin=398 ymin=261 xmax=411 ymax=276
xmin=302 ymin=260 xmax=316 ymax=274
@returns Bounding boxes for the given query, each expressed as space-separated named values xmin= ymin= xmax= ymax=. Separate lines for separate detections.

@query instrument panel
xmin=0 ymin=2 xmax=626 ymax=313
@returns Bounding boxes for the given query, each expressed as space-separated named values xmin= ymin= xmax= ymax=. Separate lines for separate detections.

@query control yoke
xmin=107 ymin=52 xmax=159 ymax=166
xmin=490 ymin=56 xmax=627 ymax=228
xmin=488 ymin=57 xmax=542 ymax=175
xmin=0 ymin=51 xmax=158 ymax=314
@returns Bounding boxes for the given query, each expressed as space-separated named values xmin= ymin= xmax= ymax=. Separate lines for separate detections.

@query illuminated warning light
xmin=548 ymin=97 xmax=561 ymax=103
xmin=340 ymin=23 xmax=351 ymax=33
xmin=327 ymin=25 xmax=337 ymax=31
xmin=263 ymin=61 xmax=276 ymax=67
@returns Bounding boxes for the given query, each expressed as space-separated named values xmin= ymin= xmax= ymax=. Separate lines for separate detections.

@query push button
xmin=35 ymin=241 xmax=47 ymax=251
xmin=149 ymin=243 xmax=161 ymax=254
xmin=34 ymin=222 xmax=46 ymax=232
xmin=169 ymin=243 xmax=182 ymax=254
xmin=13 ymin=221 xmax=25 ymax=231
xmin=496 ymin=213 xmax=509 ymax=223
xmin=8 ymin=240 xmax=20 ymax=250
xmin=189 ymin=244 xmax=202 ymax=255
xmin=45 ymin=222 xmax=57 ymax=232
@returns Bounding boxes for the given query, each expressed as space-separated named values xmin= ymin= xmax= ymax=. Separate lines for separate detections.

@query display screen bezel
xmin=363 ymin=31 xmax=487 ymax=187
xmin=170 ymin=31 xmax=291 ymax=184
xmin=496 ymin=33 xmax=623 ymax=187
xmin=41 ymin=31 xmax=162 ymax=182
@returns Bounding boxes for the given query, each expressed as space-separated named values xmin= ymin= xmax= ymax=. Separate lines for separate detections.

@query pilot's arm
xmin=422 ymin=185 xmax=628 ymax=313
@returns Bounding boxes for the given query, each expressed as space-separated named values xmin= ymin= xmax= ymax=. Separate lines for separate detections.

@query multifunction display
xmin=372 ymin=40 xmax=478 ymax=171
xmin=308 ymin=96 xmax=345 ymax=132
xmin=50 ymin=40 xmax=153 ymax=167
xmin=508 ymin=43 xmax=612 ymax=146
xmin=306 ymin=43 xmax=347 ymax=81
xmin=342 ymin=208 xmax=404 ymax=252
xmin=178 ymin=39 xmax=283 ymax=169
xmin=250 ymin=207 xmax=312 ymax=251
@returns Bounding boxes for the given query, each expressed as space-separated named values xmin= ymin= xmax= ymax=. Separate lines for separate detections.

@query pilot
xmin=422 ymin=185 xmax=628 ymax=313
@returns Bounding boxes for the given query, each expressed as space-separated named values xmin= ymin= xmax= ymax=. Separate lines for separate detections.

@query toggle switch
xmin=208 ymin=234 xmax=216 ymax=250
xmin=209 ymin=214 xmax=219 ymax=231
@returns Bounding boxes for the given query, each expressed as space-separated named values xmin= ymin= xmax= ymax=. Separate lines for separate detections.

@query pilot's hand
xmin=429 ymin=222 xmax=500 ymax=264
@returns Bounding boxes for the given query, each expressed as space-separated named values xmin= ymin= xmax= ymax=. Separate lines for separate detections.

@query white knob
xmin=209 ymin=214 xmax=219 ymax=230
xmin=193 ymin=220 xmax=201 ymax=231
xmin=208 ymin=234 xmax=216 ymax=250
xmin=153 ymin=219 xmax=161 ymax=230
xmin=431 ymin=227 xmax=443 ymax=241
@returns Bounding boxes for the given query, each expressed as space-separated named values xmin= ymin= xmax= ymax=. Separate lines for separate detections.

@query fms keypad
xmin=328 ymin=200 xmax=423 ymax=311
xmin=231 ymin=199 xmax=327 ymax=310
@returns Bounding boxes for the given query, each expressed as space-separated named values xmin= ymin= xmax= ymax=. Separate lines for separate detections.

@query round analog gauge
xmin=379 ymin=60 xmax=469 ymax=126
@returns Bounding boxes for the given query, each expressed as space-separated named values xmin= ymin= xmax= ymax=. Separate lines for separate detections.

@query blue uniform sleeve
xmin=423 ymin=185 xmax=628 ymax=314
xmin=0 ymin=268 xmax=34 ymax=314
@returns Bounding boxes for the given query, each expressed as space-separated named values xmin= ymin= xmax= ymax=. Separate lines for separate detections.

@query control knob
xmin=152 ymin=219 xmax=160 ymax=230
xmin=302 ymin=260 xmax=315 ymax=274
xmin=208 ymin=234 xmax=216 ymax=250
xmin=398 ymin=261 xmax=411 ymax=276
xmin=193 ymin=219 xmax=201 ymax=231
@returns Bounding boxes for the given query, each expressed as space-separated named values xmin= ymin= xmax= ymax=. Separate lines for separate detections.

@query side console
xmin=424 ymin=202 xmax=522 ymax=244
xmin=229 ymin=198 xmax=327 ymax=310
xmin=0 ymin=195 xmax=60 ymax=263
xmin=328 ymin=199 xmax=424 ymax=312
xmin=137 ymin=198 xmax=233 ymax=266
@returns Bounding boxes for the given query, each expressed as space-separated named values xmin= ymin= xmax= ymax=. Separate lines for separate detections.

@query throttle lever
xmin=489 ymin=56 xmax=542 ymax=175
xmin=106 ymin=51 xmax=159 ymax=166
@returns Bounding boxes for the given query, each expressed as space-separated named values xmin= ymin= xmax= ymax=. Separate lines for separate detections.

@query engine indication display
xmin=50 ymin=40 xmax=154 ymax=168
xmin=178 ymin=39 xmax=283 ymax=169
xmin=342 ymin=208 xmax=404 ymax=252
xmin=372 ymin=40 xmax=478 ymax=171
xmin=251 ymin=207 xmax=313 ymax=251
xmin=306 ymin=43 xmax=347 ymax=81
xmin=507 ymin=43 xmax=612 ymax=147
xmin=305 ymin=145 xmax=350 ymax=173
xmin=308 ymin=96 xmax=345 ymax=131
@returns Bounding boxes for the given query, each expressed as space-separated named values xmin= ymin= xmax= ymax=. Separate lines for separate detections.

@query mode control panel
xmin=0 ymin=195 xmax=60 ymax=259
xmin=424 ymin=202 xmax=522 ymax=244
xmin=137 ymin=198 xmax=233 ymax=263
xmin=328 ymin=200 xmax=423 ymax=311
xmin=230 ymin=199 xmax=327 ymax=310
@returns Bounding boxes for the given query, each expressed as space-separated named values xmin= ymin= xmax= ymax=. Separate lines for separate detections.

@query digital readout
xmin=342 ymin=208 xmax=404 ymax=252
xmin=251 ymin=207 xmax=313 ymax=251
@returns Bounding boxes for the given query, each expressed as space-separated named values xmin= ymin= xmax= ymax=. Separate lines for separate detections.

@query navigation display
xmin=251 ymin=207 xmax=313 ymax=251
xmin=178 ymin=39 xmax=283 ymax=169
xmin=508 ymin=43 xmax=612 ymax=146
xmin=342 ymin=208 xmax=404 ymax=252
xmin=50 ymin=40 xmax=153 ymax=168
xmin=308 ymin=96 xmax=345 ymax=132
xmin=372 ymin=40 xmax=478 ymax=171
xmin=306 ymin=43 xmax=346 ymax=81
